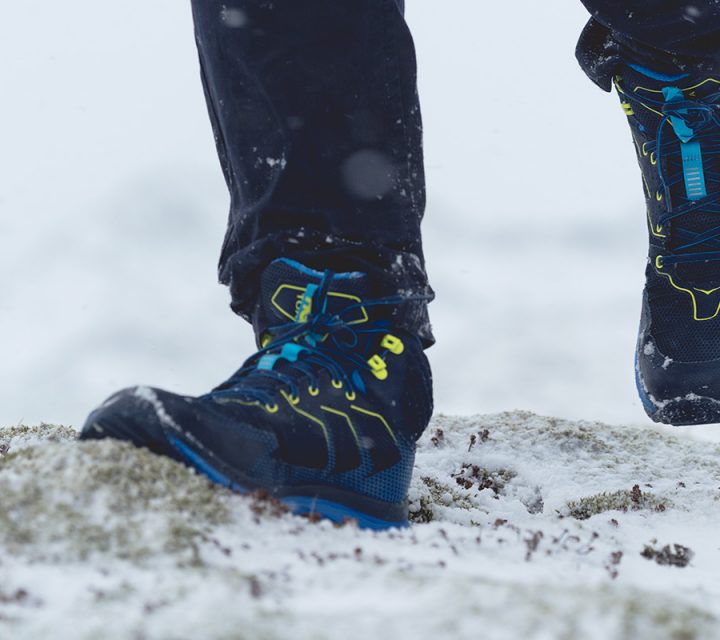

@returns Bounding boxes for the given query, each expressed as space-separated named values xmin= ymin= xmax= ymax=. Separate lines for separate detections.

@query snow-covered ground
xmin=4 ymin=1 xmax=720 ymax=638
xmin=3 ymin=415 xmax=719 ymax=639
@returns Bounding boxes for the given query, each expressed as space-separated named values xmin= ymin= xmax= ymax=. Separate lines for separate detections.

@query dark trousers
xmin=190 ymin=1 xmax=720 ymax=344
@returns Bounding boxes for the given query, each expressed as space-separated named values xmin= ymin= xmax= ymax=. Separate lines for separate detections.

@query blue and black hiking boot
xmin=615 ymin=63 xmax=720 ymax=425
xmin=80 ymin=258 xmax=433 ymax=529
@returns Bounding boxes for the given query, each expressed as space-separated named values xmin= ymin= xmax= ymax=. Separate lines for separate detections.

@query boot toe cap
xmin=80 ymin=386 xmax=186 ymax=460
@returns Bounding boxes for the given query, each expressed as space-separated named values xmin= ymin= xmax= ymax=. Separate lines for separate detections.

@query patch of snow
xmin=133 ymin=386 xmax=181 ymax=430
xmin=2 ymin=413 xmax=720 ymax=639
xmin=265 ymin=156 xmax=287 ymax=169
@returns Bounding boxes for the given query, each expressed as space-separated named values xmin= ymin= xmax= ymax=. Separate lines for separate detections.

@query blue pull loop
xmin=295 ymin=283 xmax=317 ymax=323
xmin=663 ymin=86 xmax=708 ymax=201
xmin=257 ymin=342 xmax=307 ymax=371
xmin=681 ymin=141 xmax=708 ymax=201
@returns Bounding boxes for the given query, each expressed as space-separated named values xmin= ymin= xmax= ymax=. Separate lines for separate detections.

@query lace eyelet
xmin=345 ymin=391 xmax=356 ymax=401
xmin=331 ymin=380 xmax=343 ymax=389
xmin=308 ymin=386 xmax=320 ymax=396
xmin=367 ymin=354 xmax=389 ymax=381
xmin=289 ymin=395 xmax=300 ymax=405
xmin=381 ymin=334 xmax=405 ymax=355
xmin=264 ymin=403 xmax=279 ymax=414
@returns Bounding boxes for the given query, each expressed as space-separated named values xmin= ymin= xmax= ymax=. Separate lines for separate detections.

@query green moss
xmin=0 ymin=423 xmax=77 ymax=444
xmin=566 ymin=487 xmax=670 ymax=520
xmin=0 ymin=439 xmax=235 ymax=564
xmin=409 ymin=476 xmax=476 ymax=523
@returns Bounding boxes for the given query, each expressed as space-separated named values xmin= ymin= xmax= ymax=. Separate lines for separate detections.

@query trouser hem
xmin=576 ymin=18 xmax=720 ymax=91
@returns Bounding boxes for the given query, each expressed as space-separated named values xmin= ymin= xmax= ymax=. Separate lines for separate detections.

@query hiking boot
xmin=80 ymin=258 xmax=433 ymax=528
xmin=616 ymin=64 xmax=720 ymax=424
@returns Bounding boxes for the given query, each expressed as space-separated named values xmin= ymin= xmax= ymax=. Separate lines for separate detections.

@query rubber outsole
xmin=635 ymin=358 xmax=720 ymax=426
xmin=167 ymin=434 xmax=409 ymax=530
xmin=83 ymin=412 xmax=409 ymax=531
xmin=652 ymin=397 xmax=720 ymax=426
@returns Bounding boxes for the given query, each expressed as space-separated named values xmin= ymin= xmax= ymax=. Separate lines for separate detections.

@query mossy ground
xmin=2 ymin=412 xmax=719 ymax=640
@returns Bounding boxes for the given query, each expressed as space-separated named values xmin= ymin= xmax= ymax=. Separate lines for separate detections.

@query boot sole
xmin=83 ymin=414 xmax=409 ymax=531
xmin=635 ymin=360 xmax=720 ymax=426
xmin=651 ymin=396 xmax=720 ymax=426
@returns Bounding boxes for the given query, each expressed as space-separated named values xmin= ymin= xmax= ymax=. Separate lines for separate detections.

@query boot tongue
xmin=259 ymin=258 xmax=374 ymax=327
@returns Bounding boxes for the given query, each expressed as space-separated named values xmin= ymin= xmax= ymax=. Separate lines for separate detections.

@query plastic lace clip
xmin=257 ymin=342 xmax=306 ymax=371
xmin=367 ymin=355 xmax=388 ymax=381
xmin=381 ymin=334 xmax=405 ymax=355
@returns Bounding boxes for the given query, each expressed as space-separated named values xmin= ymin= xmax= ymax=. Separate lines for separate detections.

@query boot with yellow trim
xmin=615 ymin=63 xmax=720 ymax=424
xmin=80 ymin=258 xmax=433 ymax=529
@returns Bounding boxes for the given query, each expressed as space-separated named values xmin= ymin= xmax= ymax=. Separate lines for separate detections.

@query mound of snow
xmin=2 ymin=413 xmax=719 ymax=639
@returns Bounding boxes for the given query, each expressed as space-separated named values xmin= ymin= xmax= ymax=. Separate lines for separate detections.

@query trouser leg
xmin=576 ymin=0 xmax=720 ymax=89
xmin=190 ymin=0 xmax=433 ymax=344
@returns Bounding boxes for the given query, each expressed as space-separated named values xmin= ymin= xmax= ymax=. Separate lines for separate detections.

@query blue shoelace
xmin=624 ymin=86 xmax=720 ymax=267
xmin=207 ymin=270 xmax=430 ymax=408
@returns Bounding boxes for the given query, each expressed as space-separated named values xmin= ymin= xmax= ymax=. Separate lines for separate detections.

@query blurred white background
xmin=1 ymin=1 xmax=656 ymax=429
